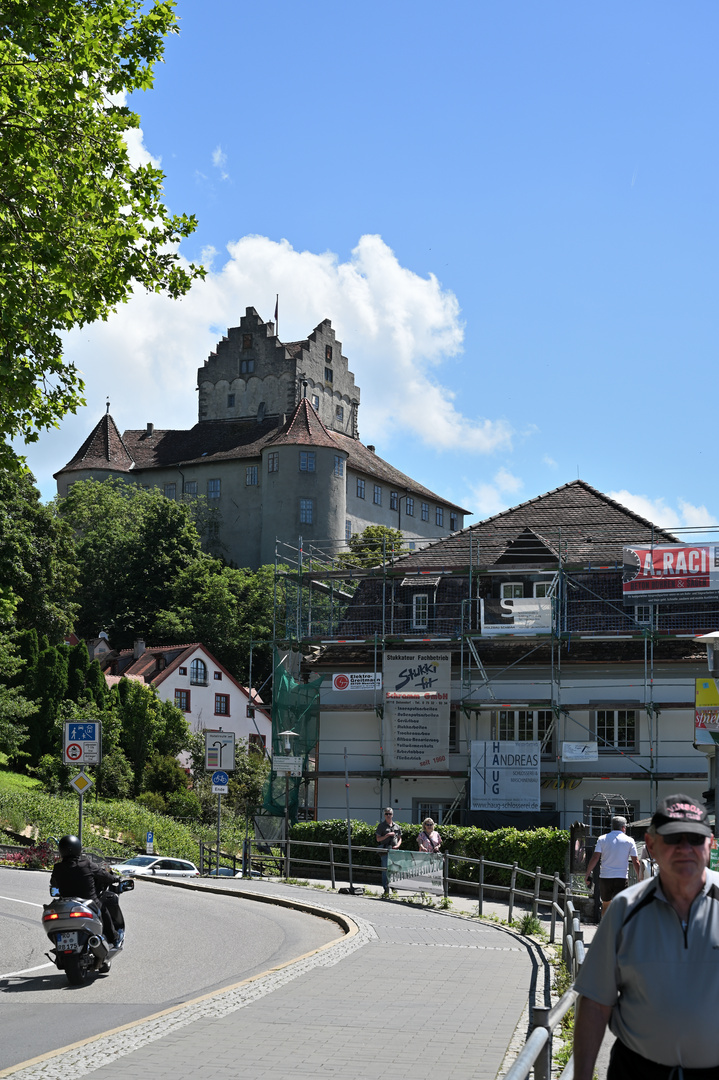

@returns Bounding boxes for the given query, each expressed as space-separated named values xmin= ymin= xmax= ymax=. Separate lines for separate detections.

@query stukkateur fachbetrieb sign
xmin=382 ymin=651 xmax=451 ymax=771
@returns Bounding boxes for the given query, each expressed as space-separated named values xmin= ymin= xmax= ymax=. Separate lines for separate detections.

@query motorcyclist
xmin=50 ymin=835 xmax=125 ymax=946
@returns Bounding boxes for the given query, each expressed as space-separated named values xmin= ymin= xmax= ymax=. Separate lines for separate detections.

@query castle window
xmin=184 ymin=481 xmax=197 ymax=496
xmin=335 ymin=405 xmax=344 ymax=422
xmin=436 ymin=507 xmax=444 ymax=528
xmin=208 ymin=479 xmax=221 ymax=499
xmin=406 ymin=497 xmax=414 ymax=516
xmin=300 ymin=498 xmax=314 ymax=524
xmin=345 ymin=520 xmax=352 ymax=541
xmin=299 ymin=451 xmax=315 ymax=472
xmin=450 ymin=513 xmax=458 ymax=532
xmin=267 ymin=452 xmax=279 ymax=473
xmin=164 ymin=483 xmax=176 ymax=500
xmin=390 ymin=491 xmax=398 ymax=511
xmin=227 ymin=393 xmax=235 ymax=408
xmin=334 ymin=455 xmax=344 ymax=478
xmin=324 ymin=367 xmax=333 ymax=383
xmin=242 ymin=334 xmax=252 ymax=350
xmin=311 ymin=394 xmax=320 ymax=411
xmin=421 ymin=502 xmax=429 ymax=521
xmin=357 ymin=478 xmax=365 ymax=499
xmin=325 ymin=345 xmax=333 ymax=361
xmin=246 ymin=466 xmax=258 ymax=486
xmin=240 ymin=359 xmax=255 ymax=375
xmin=373 ymin=485 xmax=382 ymax=505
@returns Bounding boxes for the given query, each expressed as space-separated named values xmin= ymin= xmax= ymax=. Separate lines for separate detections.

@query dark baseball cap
xmin=651 ymin=794 xmax=712 ymax=837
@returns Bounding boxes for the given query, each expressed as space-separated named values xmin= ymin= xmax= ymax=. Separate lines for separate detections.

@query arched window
xmin=190 ymin=658 xmax=207 ymax=685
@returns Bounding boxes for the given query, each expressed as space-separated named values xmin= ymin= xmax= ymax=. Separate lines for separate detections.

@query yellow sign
xmin=69 ymin=771 xmax=93 ymax=794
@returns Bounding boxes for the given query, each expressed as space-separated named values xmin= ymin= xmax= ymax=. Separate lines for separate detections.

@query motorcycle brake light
xmin=69 ymin=910 xmax=94 ymax=918
xmin=43 ymin=912 xmax=60 ymax=920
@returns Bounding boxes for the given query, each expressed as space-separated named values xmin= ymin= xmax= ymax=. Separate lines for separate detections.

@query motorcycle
xmin=42 ymin=871 xmax=134 ymax=985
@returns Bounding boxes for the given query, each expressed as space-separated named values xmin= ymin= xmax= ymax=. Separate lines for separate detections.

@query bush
xmin=98 ymin=751 xmax=134 ymax=799
xmin=136 ymin=792 xmax=167 ymax=814
xmin=143 ymin=754 xmax=189 ymax=798
xmin=165 ymin=790 xmax=202 ymax=821
xmin=288 ymin=820 xmax=569 ymax=887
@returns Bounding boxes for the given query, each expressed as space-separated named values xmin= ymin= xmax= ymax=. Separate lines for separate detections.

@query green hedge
xmin=289 ymin=820 xmax=569 ymax=888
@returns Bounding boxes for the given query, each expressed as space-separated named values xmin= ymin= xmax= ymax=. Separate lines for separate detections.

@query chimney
xmin=146 ymin=423 xmax=154 ymax=436
xmin=133 ymin=638 xmax=146 ymax=660
xmin=367 ymin=445 xmax=375 ymax=454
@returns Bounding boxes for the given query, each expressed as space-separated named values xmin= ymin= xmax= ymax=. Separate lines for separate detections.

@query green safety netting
xmin=262 ymin=651 xmax=322 ymax=821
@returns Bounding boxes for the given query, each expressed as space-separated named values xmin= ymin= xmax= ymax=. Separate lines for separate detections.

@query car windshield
xmin=122 ymin=856 xmax=157 ymax=867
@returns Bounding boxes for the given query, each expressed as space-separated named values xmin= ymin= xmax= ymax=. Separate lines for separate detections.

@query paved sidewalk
xmin=6 ymin=878 xmax=555 ymax=1080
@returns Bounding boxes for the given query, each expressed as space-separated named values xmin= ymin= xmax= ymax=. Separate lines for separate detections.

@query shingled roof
xmin=55 ymin=413 xmax=134 ymax=477
xmin=393 ymin=480 xmax=680 ymax=571
xmin=266 ymin=397 xmax=338 ymax=449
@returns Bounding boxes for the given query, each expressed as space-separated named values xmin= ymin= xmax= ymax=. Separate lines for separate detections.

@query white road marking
xmin=0 ymin=895 xmax=43 ymax=908
xmin=0 ymin=962 xmax=54 ymax=979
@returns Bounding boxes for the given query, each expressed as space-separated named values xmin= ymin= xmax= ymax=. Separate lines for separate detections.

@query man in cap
xmin=584 ymin=815 xmax=643 ymax=917
xmin=573 ymin=794 xmax=719 ymax=1079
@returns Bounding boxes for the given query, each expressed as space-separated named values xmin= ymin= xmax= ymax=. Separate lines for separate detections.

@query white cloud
xmin=608 ymin=489 xmax=716 ymax=533
xmin=543 ymin=454 xmax=557 ymax=468
xmin=467 ymin=468 xmax=524 ymax=519
xmin=212 ymin=145 xmax=229 ymax=181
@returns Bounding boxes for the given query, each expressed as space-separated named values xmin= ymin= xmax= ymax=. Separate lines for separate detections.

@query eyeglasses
xmin=661 ymin=832 xmax=708 ymax=846
xmin=384 ymin=812 xmax=393 ymax=817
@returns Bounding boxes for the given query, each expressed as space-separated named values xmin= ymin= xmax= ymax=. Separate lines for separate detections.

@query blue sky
xmin=24 ymin=1 xmax=719 ymax=537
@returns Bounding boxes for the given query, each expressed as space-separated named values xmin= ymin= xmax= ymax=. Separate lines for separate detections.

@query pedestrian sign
xmin=69 ymin=772 xmax=93 ymax=795
xmin=63 ymin=721 xmax=101 ymax=766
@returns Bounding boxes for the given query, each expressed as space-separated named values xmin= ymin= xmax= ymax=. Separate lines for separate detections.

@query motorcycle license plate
xmin=56 ymin=932 xmax=79 ymax=951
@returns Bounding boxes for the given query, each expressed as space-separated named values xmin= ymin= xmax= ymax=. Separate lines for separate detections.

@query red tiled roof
xmin=55 ymin=413 xmax=134 ymax=476
xmin=266 ymin=397 xmax=338 ymax=449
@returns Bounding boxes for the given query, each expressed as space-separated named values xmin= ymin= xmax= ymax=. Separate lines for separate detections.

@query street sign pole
xmin=216 ymin=793 xmax=221 ymax=877
xmin=78 ymin=792 xmax=83 ymax=844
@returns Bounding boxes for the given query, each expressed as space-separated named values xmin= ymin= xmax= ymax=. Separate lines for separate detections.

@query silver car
xmin=114 ymin=856 xmax=200 ymax=878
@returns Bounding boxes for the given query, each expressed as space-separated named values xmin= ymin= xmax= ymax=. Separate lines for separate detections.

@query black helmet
xmin=58 ymin=835 xmax=82 ymax=859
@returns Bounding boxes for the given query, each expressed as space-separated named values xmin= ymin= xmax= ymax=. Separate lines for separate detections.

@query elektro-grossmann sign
xmin=623 ymin=544 xmax=719 ymax=602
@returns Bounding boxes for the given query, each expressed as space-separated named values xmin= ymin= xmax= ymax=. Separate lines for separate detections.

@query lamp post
xmin=278 ymin=729 xmax=300 ymax=873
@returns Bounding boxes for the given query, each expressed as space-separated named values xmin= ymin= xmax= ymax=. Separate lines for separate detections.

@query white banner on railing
xmin=387 ymin=850 xmax=443 ymax=895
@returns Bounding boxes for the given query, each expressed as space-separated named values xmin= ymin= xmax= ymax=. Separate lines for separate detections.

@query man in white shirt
xmin=585 ymin=816 xmax=643 ymax=916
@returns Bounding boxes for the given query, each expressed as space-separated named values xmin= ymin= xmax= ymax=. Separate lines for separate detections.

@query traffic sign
xmin=146 ymin=830 xmax=154 ymax=854
xmin=69 ymin=772 xmax=93 ymax=794
xmin=275 ymin=755 xmax=303 ymax=777
xmin=211 ymin=770 xmax=229 ymax=786
xmin=212 ymin=784 xmax=228 ymax=795
xmin=63 ymin=721 xmax=101 ymax=765
xmin=205 ymin=730 xmax=235 ymax=771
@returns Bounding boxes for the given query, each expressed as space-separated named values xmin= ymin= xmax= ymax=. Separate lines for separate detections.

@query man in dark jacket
xmin=50 ymin=835 xmax=124 ymax=946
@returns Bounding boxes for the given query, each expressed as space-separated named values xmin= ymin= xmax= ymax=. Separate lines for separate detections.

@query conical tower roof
xmin=53 ymin=412 xmax=134 ymax=478
xmin=266 ymin=397 xmax=340 ymax=450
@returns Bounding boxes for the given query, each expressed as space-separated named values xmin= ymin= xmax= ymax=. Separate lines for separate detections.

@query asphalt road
xmin=0 ymin=867 xmax=340 ymax=1072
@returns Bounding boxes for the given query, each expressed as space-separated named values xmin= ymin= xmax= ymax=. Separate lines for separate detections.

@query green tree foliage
xmin=0 ymin=632 xmax=36 ymax=758
xmin=115 ymin=678 xmax=190 ymax=794
xmin=152 ymin=561 xmax=278 ymax=685
xmin=143 ymin=752 xmax=188 ymax=798
xmin=0 ymin=0 xmax=203 ymax=456
xmin=338 ymin=525 xmax=406 ymax=569
xmin=0 ymin=470 xmax=78 ymax=639
xmin=57 ymin=479 xmax=204 ymax=646
xmin=25 ymin=643 xmax=69 ymax=764
xmin=67 ymin=640 xmax=90 ymax=701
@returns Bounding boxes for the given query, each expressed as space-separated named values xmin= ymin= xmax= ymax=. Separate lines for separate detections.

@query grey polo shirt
xmin=574 ymin=869 xmax=719 ymax=1068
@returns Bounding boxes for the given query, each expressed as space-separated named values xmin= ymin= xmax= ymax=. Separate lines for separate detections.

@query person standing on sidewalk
xmin=585 ymin=816 xmax=643 ymax=917
xmin=376 ymin=808 xmax=401 ymax=895
xmin=573 ymin=794 xmax=719 ymax=1079
xmin=417 ymin=818 xmax=441 ymax=853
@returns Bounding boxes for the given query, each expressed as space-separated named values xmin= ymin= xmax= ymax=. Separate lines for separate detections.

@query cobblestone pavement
xmin=4 ymin=880 xmax=553 ymax=1080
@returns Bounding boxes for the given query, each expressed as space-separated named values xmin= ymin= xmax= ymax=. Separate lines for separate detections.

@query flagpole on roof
xmin=274 ymin=294 xmax=279 ymax=340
